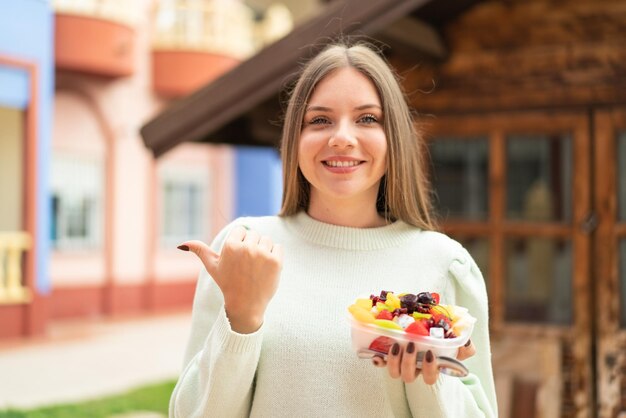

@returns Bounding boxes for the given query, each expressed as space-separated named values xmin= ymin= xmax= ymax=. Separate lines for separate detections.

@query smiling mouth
xmin=322 ymin=160 xmax=364 ymax=167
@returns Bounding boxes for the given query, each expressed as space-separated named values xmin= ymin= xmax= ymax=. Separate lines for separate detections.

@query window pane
xmin=619 ymin=132 xmax=626 ymax=221
xmin=50 ymin=154 xmax=103 ymax=250
xmin=619 ymin=238 xmax=626 ymax=328
xmin=159 ymin=166 xmax=209 ymax=248
xmin=506 ymin=134 xmax=572 ymax=222
xmin=505 ymin=238 xmax=572 ymax=324
xmin=429 ymin=137 xmax=489 ymax=221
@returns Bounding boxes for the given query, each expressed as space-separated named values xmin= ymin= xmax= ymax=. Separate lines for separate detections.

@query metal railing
xmin=153 ymin=1 xmax=257 ymax=58
xmin=153 ymin=1 xmax=293 ymax=59
xmin=53 ymin=0 xmax=138 ymax=25
xmin=0 ymin=232 xmax=32 ymax=305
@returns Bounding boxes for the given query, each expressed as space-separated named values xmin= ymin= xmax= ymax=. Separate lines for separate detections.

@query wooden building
xmin=141 ymin=0 xmax=626 ymax=416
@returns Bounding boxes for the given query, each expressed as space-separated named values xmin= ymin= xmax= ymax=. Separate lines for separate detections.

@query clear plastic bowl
xmin=348 ymin=313 xmax=476 ymax=359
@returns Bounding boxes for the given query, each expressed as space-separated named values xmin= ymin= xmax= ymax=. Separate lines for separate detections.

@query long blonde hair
xmin=279 ymin=42 xmax=436 ymax=230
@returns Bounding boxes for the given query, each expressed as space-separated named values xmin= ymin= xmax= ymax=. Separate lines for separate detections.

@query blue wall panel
xmin=0 ymin=66 xmax=29 ymax=109
xmin=235 ymin=146 xmax=283 ymax=219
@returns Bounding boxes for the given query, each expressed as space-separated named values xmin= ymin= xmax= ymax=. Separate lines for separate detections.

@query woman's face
xmin=298 ymin=67 xmax=387 ymax=209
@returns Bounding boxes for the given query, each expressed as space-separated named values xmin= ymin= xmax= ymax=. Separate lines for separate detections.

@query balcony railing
xmin=53 ymin=0 xmax=138 ymax=25
xmin=150 ymin=1 xmax=292 ymax=97
xmin=154 ymin=1 xmax=258 ymax=59
xmin=0 ymin=232 xmax=32 ymax=305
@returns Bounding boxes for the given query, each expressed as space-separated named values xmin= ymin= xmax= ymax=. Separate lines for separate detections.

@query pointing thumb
xmin=178 ymin=240 xmax=219 ymax=278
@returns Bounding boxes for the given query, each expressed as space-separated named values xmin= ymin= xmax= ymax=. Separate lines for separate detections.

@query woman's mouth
xmin=322 ymin=160 xmax=364 ymax=167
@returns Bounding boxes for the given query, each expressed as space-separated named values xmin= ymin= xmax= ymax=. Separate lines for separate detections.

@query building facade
xmin=0 ymin=0 xmax=291 ymax=338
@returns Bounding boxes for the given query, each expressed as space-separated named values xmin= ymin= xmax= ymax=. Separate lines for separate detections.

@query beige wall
xmin=0 ymin=107 xmax=23 ymax=231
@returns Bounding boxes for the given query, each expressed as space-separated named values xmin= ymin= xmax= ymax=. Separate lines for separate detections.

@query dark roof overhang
xmin=140 ymin=0 xmax=481 ymax=157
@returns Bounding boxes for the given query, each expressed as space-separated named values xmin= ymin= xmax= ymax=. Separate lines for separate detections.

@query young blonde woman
xmin=173 ymin=42 xmax=498 ymax=417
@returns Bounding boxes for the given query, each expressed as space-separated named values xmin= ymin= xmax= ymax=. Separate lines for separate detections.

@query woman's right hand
xmin=179 ymin=226 xmax=283 ymax=334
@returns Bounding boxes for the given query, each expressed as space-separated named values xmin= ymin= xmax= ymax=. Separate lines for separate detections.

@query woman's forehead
xmin=307 ymin=67 xmax=381 ymax=107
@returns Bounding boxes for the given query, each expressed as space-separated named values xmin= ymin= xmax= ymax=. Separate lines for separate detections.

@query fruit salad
xmin=348 ymin=290 xmax=476 ymax=358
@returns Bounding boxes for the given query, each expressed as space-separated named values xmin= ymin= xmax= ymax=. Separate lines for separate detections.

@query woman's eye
xmin=308 ymin=116 xmax=330 ymax=125
xmin=359 ymin=114 xmax=379 ymax=124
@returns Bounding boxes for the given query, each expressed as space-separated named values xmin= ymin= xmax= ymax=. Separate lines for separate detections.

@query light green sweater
xmin=170 ymin=212 xmax=498 ymax=418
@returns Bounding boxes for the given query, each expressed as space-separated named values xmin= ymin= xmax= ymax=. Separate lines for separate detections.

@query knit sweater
xmin=169 ymin=212 xmax=498 ymax=418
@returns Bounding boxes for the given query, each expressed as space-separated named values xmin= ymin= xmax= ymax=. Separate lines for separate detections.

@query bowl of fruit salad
xmin=348 ymin=290 xmax=476 ymax=359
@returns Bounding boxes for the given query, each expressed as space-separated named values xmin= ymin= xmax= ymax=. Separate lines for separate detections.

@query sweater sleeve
xmin=403 ymin=247 xmax=498 ymax=418
xmin=169 ymin=221 xmax=264 ymax=418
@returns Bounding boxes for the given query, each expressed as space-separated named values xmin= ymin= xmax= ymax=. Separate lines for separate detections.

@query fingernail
xmin=391 ymin=343 xmax=400 ymax=356
xmin=406 ymin=342 xmax=415 ymax=354
xmin=464 ymin=339 xmax=472 ymax=347
xmin=425 ymin=350 xmax=434 ymax=363
xmin=177 ymin=244 xmax=189 ymax=251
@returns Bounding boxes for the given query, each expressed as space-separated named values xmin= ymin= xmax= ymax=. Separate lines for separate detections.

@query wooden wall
xmin=388 ymin=1 xmax=626 ymax=416
xmin=393 ymin=0 xmax=626 ymax=114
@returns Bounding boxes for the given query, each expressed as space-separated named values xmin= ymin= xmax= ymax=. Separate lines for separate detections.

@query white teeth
xmin=325 ymin=160 xmax=360 ymax=167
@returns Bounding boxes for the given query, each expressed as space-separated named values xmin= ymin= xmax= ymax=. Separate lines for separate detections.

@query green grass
xmin=0 ymin=380 xmax=176 ymax=418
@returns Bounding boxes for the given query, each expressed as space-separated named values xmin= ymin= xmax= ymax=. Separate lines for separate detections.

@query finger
xmin=372 ymin=354 xmax=386 ymax=368
xmin=178 ymin=240 xmax=219 ymax=278
xmin=456 ymin=339 xmax=476 ymax=361
xmin=400 ymin=342 xmax=418 ymax=383
xmin=386 ymin=343 xmax=402 ymax=379
xmin=421 ymin=350 xmax=438 ymax=385
xmin=258 ymin=236 xmax=273 ymax=252
xmin=243 ymin=229 xmax=261 ymax=246
xmin=226 ymin=225 xmax=247 ymax=243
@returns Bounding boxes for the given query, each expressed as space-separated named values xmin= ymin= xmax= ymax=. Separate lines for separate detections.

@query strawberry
xmin=432 ymin=292 xmax=440 ymax=304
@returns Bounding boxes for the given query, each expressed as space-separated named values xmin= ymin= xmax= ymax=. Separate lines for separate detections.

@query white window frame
xmin=50 ymin=152 xmax=103 ymax=251
xmin=158 ymin=165 xmax=210 ymax=249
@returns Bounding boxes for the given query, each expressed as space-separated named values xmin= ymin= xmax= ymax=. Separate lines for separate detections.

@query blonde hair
xmin=279 ymin=42 xmax=436 ymax=230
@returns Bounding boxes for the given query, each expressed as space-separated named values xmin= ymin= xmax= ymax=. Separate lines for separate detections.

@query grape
xmin=400 ymin=294 xmax=418 ymax=313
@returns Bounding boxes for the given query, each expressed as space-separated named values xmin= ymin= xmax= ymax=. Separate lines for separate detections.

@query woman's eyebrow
xmin=355 ymin=104 xmax=382 ymax=110
xmin=305 ymin=105 xmax=332 ymax=112
xmin=305 ymin=104 xmax=382 ymax=112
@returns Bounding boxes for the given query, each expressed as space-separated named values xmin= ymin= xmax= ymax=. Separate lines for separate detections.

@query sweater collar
xmin=285 ymin=211 xmax=418 ymax=250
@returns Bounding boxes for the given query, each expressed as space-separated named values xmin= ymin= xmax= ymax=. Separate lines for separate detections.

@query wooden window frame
xmin=423 ymin=111 xmax=594 ymax=415
xmin=594 ymin=109 xmax=626 ymax=416
xmin=421 ymin=112 xmax=590 ymax=338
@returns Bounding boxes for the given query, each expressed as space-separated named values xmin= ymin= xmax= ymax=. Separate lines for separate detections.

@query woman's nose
xmin=328 ymin=121 xmax=356 ymax=148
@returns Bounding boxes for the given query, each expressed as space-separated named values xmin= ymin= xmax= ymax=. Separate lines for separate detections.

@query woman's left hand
xmin=373 ymin=339 xmax=475 ymax=384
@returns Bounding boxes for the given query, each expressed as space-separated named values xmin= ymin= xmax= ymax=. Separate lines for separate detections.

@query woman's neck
xmin=306 ymin=197 xmax=388 ymax=228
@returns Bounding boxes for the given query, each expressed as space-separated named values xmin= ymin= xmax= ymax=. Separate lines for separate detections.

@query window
xmin=50 ymin=153 xmax=103 ymax=250
xmin=505 ymin=238 xmax=572 ymax=324
xmin=159 ymin=167 xmax=210 ymax=248
xmin=429 ymin=137 xmax=489 ymax=221
xmin=427 ymin=113 xmax=587 ymax=329
xmin=506 ymin=134 xmax=572 ymax=222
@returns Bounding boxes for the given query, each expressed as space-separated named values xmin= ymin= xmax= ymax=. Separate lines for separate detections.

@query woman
xmin=172 ymin=42 xmax=498 ymax=417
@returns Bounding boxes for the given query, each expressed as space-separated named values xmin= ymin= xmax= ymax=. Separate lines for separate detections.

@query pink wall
xmin=51 ymin=0 xmax=235 ymax=297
